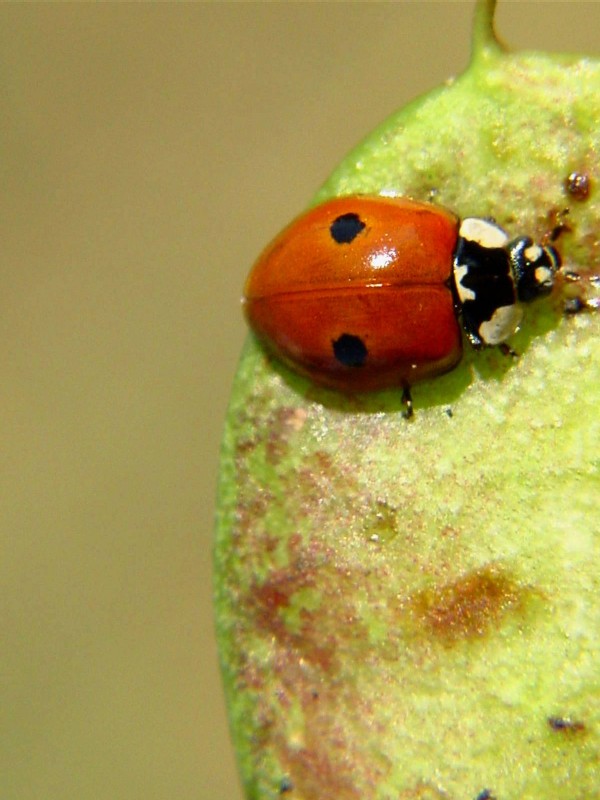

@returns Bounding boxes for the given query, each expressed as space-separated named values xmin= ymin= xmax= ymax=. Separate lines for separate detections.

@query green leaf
xmin=215 ymin=2 xmax=600 ymax=798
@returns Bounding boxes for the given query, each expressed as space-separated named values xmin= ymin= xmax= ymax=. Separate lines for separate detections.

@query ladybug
xmin=243 ymin=196 xmax=560 ymax=413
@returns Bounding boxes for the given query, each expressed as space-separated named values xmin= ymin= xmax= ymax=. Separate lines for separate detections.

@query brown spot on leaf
xmin=440 ymin=524 xmax=459 ymax=539
xmin=279 ymin=743 xmax=361 ymax=800
xmin=412 ymin=566 xmax=526 ymax=643
xmin=252 ymin=567 xmax=313 ymax=616
xmin=255 ymin=582 xmax=294 ymax=614
xmin=249 ymin=565 xmax=336 ymax=672
xmin=265 ymin=406 xmax=308 ymax=465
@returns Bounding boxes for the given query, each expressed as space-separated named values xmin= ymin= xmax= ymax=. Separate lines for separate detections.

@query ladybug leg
xmin=561 ymin=269 xmax=600 ymax=313
xmin=461 ymin=322 xmax=485 ymax=350
xmin=544 ymin=207 xmax=571 ymax=245
xmin=498 ymin=342 xmax=518 ymax=358
xmin=401 ymin=386 xmax=414 ymax=419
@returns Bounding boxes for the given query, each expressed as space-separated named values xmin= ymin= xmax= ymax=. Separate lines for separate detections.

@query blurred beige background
xmin=1 ymin=4 xmax=597 ymax=799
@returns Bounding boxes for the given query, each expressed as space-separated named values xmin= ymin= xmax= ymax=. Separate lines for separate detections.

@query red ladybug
xmin=243 ymin=196 xmax=559 ymax=411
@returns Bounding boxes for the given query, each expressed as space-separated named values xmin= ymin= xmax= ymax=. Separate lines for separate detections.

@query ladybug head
xmin=509 ymin=237 xmax=561 ymax=303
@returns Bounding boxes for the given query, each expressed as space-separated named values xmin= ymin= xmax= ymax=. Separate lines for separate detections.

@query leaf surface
xmin=215 ymin=3 xmax=600 ymax=798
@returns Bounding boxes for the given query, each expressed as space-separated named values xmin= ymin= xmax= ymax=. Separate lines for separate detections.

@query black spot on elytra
xmin=332 ymin=333 xmax=368 ymax=367
xmin=330 ymin=212 xmax=366 ymax=244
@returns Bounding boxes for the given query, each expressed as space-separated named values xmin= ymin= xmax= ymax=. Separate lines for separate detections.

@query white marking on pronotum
xmin=460 ymin=217 xmax=509 ymax=249
xmin=524 ymin=244 xmax=543 ymax=263
xmin=479 ymin=305 xmax=523 ymax=345
xmin=454 ymin=263 xmax=475 ymax=302
xmin=534 ymin=266 xmax=554 ymax=289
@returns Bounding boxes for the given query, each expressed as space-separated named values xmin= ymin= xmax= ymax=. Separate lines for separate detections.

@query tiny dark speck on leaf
xmin=548 ymin=716 xmax=585 ymax=733
xmin=279 ymin=776 xmax=294 ymax=793
xmin=564 ymin=171 xmax=591 ymax=200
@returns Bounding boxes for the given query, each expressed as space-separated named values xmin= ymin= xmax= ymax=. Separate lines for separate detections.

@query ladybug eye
xmin=332 ymin=333 xmax=368 ymax=367
xmin=330 ymin=213 xmax=366 ymax=244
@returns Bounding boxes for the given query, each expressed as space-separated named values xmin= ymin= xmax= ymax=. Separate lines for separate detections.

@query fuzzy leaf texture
xmin=215 ymin=2 xmax=600 ymax=799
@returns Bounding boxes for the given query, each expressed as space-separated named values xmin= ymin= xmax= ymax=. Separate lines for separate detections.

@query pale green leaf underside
xmin=215 ymin=3 xmax=599 ymax=798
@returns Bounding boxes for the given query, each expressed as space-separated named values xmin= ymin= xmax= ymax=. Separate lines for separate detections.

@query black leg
xmin=498 ymin=342 xmax=518 ymax=358
xmin=401 ymin=385 xmax=414 ymax=419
